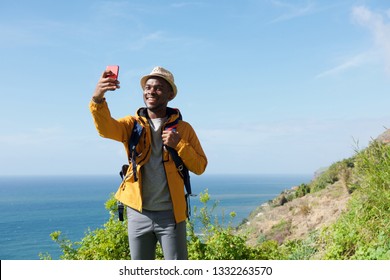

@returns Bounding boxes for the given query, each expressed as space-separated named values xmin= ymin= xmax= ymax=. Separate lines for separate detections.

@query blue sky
xmin=1 ymin=0 xmax=390 ymax=176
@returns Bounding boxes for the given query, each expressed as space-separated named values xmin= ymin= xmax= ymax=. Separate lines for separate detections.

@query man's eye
xmin=144 ymin=86 xmax=164 ymax=91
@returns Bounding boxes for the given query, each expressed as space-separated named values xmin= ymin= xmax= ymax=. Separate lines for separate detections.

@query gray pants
xmin=127 ymin=207 xmax=188 ymax=260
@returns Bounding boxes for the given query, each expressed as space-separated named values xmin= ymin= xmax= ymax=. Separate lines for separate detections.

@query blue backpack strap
xmin=164 ymin=114 xmax=194 ymax=217
xmin=128 ymin=119 xmax=144 ymax=182
xmin=164 ymin=141 xmax=192 ymax=194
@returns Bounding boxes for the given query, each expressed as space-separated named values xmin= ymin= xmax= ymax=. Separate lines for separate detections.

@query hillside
xmin=237 ymin=129 xmax=390 ymax=259
xmin=240 ymin=180 xmax=350 ymax=246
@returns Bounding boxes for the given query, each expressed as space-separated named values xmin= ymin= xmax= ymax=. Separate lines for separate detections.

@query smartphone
xmin=106 ymin=65 xmax=119 ymax=80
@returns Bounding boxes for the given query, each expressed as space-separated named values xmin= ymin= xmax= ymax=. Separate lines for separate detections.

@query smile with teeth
xmin=146 ymin=95 xmax=159 ymax=105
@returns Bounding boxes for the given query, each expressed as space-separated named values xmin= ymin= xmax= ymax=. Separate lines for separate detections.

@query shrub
xmin=281 ymin=231 xmax=319 ymax=260
xmin=309 ymin=157 xmax=355 ymax=193
xmin=294 ymin=183 xmax=311 ymax=198
xmin=187 ymin=190 xmax=269 ymax=260
xmin=43 ymin=194 xmax=130 ymax=260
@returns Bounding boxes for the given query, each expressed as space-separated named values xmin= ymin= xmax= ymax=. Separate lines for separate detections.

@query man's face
xmin=143 ymin=77 xmax=174 ymax=113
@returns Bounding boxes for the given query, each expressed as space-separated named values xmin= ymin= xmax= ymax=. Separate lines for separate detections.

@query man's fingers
xmin=99 ymin=80 xmax=120 ymax=90
xmin=162 ymin=130 xmax=180 ymax=148
xmin=101 ymin=69 xmax=114 ymax=78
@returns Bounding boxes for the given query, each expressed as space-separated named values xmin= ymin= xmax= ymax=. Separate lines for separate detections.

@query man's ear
xmin=168 ymin=91 xmax=175 ymax=101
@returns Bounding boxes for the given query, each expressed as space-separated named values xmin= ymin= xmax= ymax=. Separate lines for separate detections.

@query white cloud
xmin=0 ymin=125 xmax=126 ymax=175
xmin=269 ymin=0 xmax=316 ymax=23
xmin=0 ymin=20 xmax=68 ymax=47
xmin=0 ymin=126 xmax=64 ymax=145
xmin=352 ymin=6 xmax=390 ymax=74
xmin=124 ymin=31 xmax=166 ymax=51
xmin=122 ymin=30 xmax=205 ymax=53
xmin=316 ymin=6 xmax=390 ymax=79
xmin=315 ymin=51 xmax=376 ymax=79
xmin=90 ymin=1 xmax=144 ymax=21
xmin=170 ymin=2 xmax=206 ymax=9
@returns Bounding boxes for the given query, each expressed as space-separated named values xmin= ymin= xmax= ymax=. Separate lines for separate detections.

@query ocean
xmin=0 ymin=174 xmax=311 ymax=260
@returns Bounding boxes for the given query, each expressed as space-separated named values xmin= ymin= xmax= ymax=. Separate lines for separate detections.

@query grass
xmin=318 ymin=141 xmax=390 ymax=259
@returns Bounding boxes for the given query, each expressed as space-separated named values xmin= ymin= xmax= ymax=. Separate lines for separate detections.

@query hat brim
xmin=140 ymin=74 xmax=177 ymax=98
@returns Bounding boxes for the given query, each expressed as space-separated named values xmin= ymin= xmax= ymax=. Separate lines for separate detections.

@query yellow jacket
xmin=89 ymin=100 xmax=208 ymax=223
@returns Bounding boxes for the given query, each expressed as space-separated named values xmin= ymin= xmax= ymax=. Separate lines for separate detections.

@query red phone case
xmin=106 ymin=65 xmax=119 ymax=80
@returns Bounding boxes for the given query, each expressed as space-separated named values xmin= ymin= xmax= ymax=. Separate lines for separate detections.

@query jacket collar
xmin=135 ymin=107 xmax=182 ymax=124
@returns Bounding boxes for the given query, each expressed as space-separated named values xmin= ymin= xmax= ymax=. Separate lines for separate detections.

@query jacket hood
xmin=135 ymin=107 xmax=182 ymax=123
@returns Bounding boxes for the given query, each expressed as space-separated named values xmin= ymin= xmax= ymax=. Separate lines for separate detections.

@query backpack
xmin=117 ymin=110 xmax=193 ymax=221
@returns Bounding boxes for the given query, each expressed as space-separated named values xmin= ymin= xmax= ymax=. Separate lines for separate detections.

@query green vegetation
xmin=318 ymin=141 xmax=390 ymax=259
xmin=42 ymin=190 xmax=283 ymax=260
xmin=43 ymin=140 xmax=390 ymax=260
xmin=309 ymin=157 xmax=355 ymax=193
xmin=40 ymin=196 xmax=130 ymax=260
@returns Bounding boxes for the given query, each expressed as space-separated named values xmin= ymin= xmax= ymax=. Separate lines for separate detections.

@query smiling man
xmin=89 ymin=66 xmax=207 ymax=260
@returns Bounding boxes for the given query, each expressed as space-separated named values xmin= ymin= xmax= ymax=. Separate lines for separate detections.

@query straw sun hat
xmin=140 ymin=66 xmax=178 ymax=98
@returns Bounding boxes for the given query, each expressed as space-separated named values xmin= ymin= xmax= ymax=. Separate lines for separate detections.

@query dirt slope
xmin=239 ymin=181 xmax=351 ymax=246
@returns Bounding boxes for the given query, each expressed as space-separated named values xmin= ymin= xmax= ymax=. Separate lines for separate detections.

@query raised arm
xmin=89 ymin=69 xmax=133 ymax=142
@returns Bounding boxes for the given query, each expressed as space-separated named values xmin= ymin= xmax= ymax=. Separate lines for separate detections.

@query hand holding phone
xmin=106 ymin=65 xmax=119 ymax=80
xmin=92 ymin=66 xmax=120 ymax=101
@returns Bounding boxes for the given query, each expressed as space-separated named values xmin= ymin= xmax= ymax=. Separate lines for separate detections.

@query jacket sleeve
xmin=89 ymin=100 xmax=133 ymax=142
xmin=176 ymin=122 xmax=207 ymax=175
